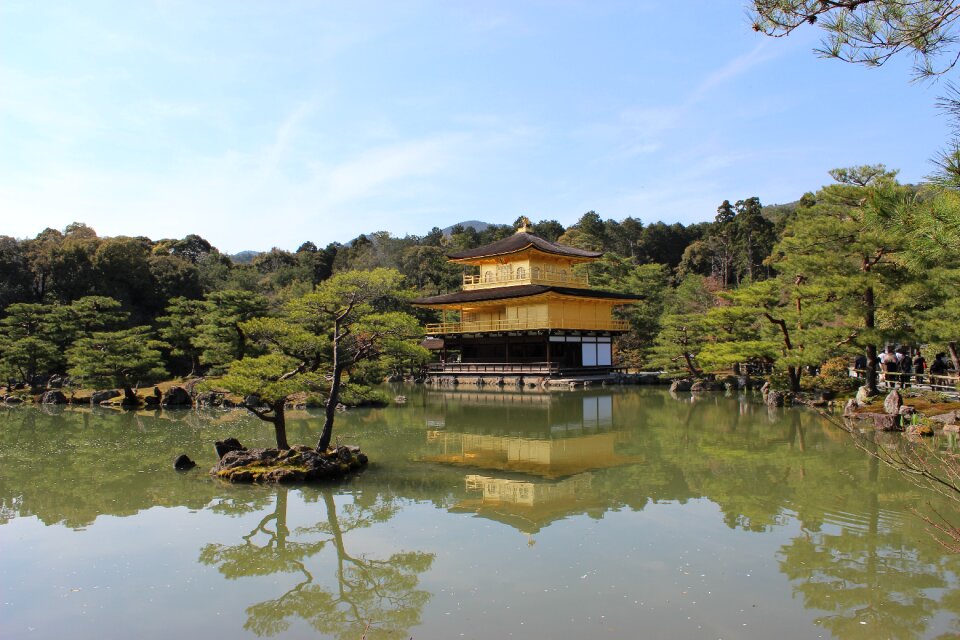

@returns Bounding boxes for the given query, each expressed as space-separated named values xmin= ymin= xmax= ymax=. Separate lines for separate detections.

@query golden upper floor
xmin=411 ymin=225 xmax=639 ymax=333
xmin=447 ymin=229 xmax=600 ymax=291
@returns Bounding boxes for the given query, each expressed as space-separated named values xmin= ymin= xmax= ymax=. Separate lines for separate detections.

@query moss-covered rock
xmin=210 ymin=442 xmax=368 ymax=484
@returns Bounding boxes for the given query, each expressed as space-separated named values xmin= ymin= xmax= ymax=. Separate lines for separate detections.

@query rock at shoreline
xmin=669 ymin=379 xmax=692 ymax=393
xmin=907 ymin=424 xmax=934 ymax=437
xmin=173 ymin=454 xmax=197 ymax=470
xmin=91 ymin=389 xmax=121 ymax=405
xmin=766 ymin=390 xmax=785 ymax=407
xmin=214 ymin=437 xmax=247 ymax=460
xmin=195 ymin=391 xmax=224 ymax=408
xmin=857 ymin=412 xmax=902 ymax=431
xmin=843 ymin=399 xmax=858 ymax=417
xmin=161 ymin=386 xmax=192 ymax=407
xmin=211 ymin=443 xmax=369 ymax=483
xmin=883 ymin=390 xmax=903 ymax=415
xmin=40 ymin=390 xmax=67 ymax=405
xmin=690 ymin=379 xmax=723 ymax=393
xmin=855 ymin=386 xmax=871 ymax=407
xmin=929 ymin=410 xmax=960 ymax=424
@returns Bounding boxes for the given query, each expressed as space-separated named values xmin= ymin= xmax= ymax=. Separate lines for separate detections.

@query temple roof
xmin=412 ymin=284 xmax=639 ymax=306
xmin=447 ymin=232 xmax=602 ymax=261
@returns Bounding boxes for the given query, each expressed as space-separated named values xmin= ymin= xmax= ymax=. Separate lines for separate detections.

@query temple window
xmin=516 ymin=267 xmax=527 ymax=279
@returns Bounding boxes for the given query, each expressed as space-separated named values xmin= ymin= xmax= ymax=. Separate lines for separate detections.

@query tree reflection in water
xmin=199 ymin=488 xmax=434 ymax=639
xmin=778 ymin=442 xmax=948 ymax=639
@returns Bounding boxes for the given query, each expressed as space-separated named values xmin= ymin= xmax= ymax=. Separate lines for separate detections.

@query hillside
xmin=441 ymin=220 xmax=494 ymax=236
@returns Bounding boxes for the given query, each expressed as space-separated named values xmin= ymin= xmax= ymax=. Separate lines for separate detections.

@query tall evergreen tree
xmin=194 ymin=290 xmax=269 ymax=372
xmin=67 ymin=327 xmax=167 ymax=404
xmin=217 ymin=269 xmax=425 ymax=450
xmin=770 ymin=166 xmax=911 ymax=394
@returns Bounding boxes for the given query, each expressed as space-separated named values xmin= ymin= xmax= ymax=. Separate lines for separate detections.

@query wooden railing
xmin=850 ymin=368 xmax=960 ymax=393
xmin=463 ymin=272 xmax=589 ymax=290
xmin=428 ymin=362 xmax=560 ymax=374
xmin=424 ymin=318 xmax=630 ymax=334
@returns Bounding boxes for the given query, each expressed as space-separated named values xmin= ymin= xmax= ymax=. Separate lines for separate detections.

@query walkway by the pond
xmin=850 ymin=367 xmax=960 ymax=395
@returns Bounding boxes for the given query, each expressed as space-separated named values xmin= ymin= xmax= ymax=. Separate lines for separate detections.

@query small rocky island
xmin=208 ymin=438 xmax=368 ymax=483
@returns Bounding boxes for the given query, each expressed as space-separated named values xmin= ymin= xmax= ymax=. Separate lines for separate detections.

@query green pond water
xmin=2 ymin=386 xmax=960 ymax=639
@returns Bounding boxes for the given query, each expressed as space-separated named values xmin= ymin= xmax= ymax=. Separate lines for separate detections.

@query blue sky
xmin=0 ymin=1 xmax=945 ymax=253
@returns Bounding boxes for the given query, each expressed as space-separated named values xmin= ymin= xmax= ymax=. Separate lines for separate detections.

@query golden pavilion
xmin=412 ymin=221 xmax=640 ymax=383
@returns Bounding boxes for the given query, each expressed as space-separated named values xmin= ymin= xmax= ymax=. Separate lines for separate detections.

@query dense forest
xmin=2 ymin=164 xmax=958 ymax=399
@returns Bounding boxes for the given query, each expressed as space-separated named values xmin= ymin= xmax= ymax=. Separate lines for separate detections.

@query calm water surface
xmin=2 ymin=387 xmax=959 ymax=639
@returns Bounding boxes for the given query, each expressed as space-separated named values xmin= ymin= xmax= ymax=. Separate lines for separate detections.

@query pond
xmin=1 ymin=386 xmax=959 ymax=639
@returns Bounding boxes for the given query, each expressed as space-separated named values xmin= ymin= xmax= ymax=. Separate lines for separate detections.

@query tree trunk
xmin=121 ymin=386 xmax=140 ymax=407
xmin=272 ymin=400 xmax=289 ymax=450
xmin=189 ymin=353 xmax=201 ymax=378
xmin=682 ymin=351 xmax=700 ymax=378
xmin=234 ymin=324 xmax=246 ymax=360
xmin=865 ymin=344 xmax=879 ymax=396
xmin=788 ymin=365 xmax=801 ymax=393
xmin=322 ymin=490 xmax=349 ymax=600
xmin=317 ymin=363 xmax=344 ymax=452
xmin=948 ymin=342 xmax=960 ymax=376
xmin=863 ymin=285 xmax=879 ymax=395
xmin=274 ymin=489 xmax=289 ymax=550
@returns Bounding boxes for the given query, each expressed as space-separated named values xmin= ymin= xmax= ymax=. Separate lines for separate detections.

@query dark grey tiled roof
xmin=412 ymin=284 xmax=639 ymax=306
xmin=447 ymin=232 xmax=602 ymax=260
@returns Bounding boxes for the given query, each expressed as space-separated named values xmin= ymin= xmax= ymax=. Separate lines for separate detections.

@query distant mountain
xmin=762 ymin=200 xmax=800 ymax=226
xmin=231 ymin=220 xmax=499 ymax=257
xmin=441 ymin=220 xmax=494 ymax=236
xmin=230 ymin=250 xmax=262 ymax=264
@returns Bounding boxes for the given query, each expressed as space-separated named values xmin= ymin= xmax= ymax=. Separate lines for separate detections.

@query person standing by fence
xmin=913 ymin=351 xmax=927 ymax=386
xmin=899 ymin=349 xmax=913 ymax=388
xmin=930 ymin=353 xmax=949 ymax=388
xmin=881 ymin=347 xmax=898 ymax=385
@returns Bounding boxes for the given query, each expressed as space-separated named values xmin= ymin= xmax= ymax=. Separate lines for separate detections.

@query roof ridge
xmin=446 ymin=231 xmax=601 ymax=261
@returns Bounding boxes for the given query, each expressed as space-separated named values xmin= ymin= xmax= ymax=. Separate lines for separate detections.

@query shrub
xmin=813 ymin=357 xmax=859 ymax=393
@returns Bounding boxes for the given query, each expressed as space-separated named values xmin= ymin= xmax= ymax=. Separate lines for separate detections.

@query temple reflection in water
xmin=420 ymin=389 xmax=641 ymax=533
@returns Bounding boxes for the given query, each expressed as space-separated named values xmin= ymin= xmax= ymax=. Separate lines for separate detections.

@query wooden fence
xmin=850 ymin=368 xmax=960 ymax=393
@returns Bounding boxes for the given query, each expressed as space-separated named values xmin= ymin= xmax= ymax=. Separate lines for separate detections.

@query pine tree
xmin=67 ymin=327 xmax=168 ymax=404
xmin=770 ymin=166 xmax=911 ymax=394
xmin=650 ymin=275 xmax=717 ymax=378
xmin=217 ymin=269 xmax=425 ymax=450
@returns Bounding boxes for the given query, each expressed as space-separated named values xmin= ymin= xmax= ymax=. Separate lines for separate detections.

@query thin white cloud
xmin=581 ymin=39 xmax=783 ymax=167
xmin=258 ymin=101 xmax=320 ymax=178
xmin=691 ymin=40 xmax=778 ymax=101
